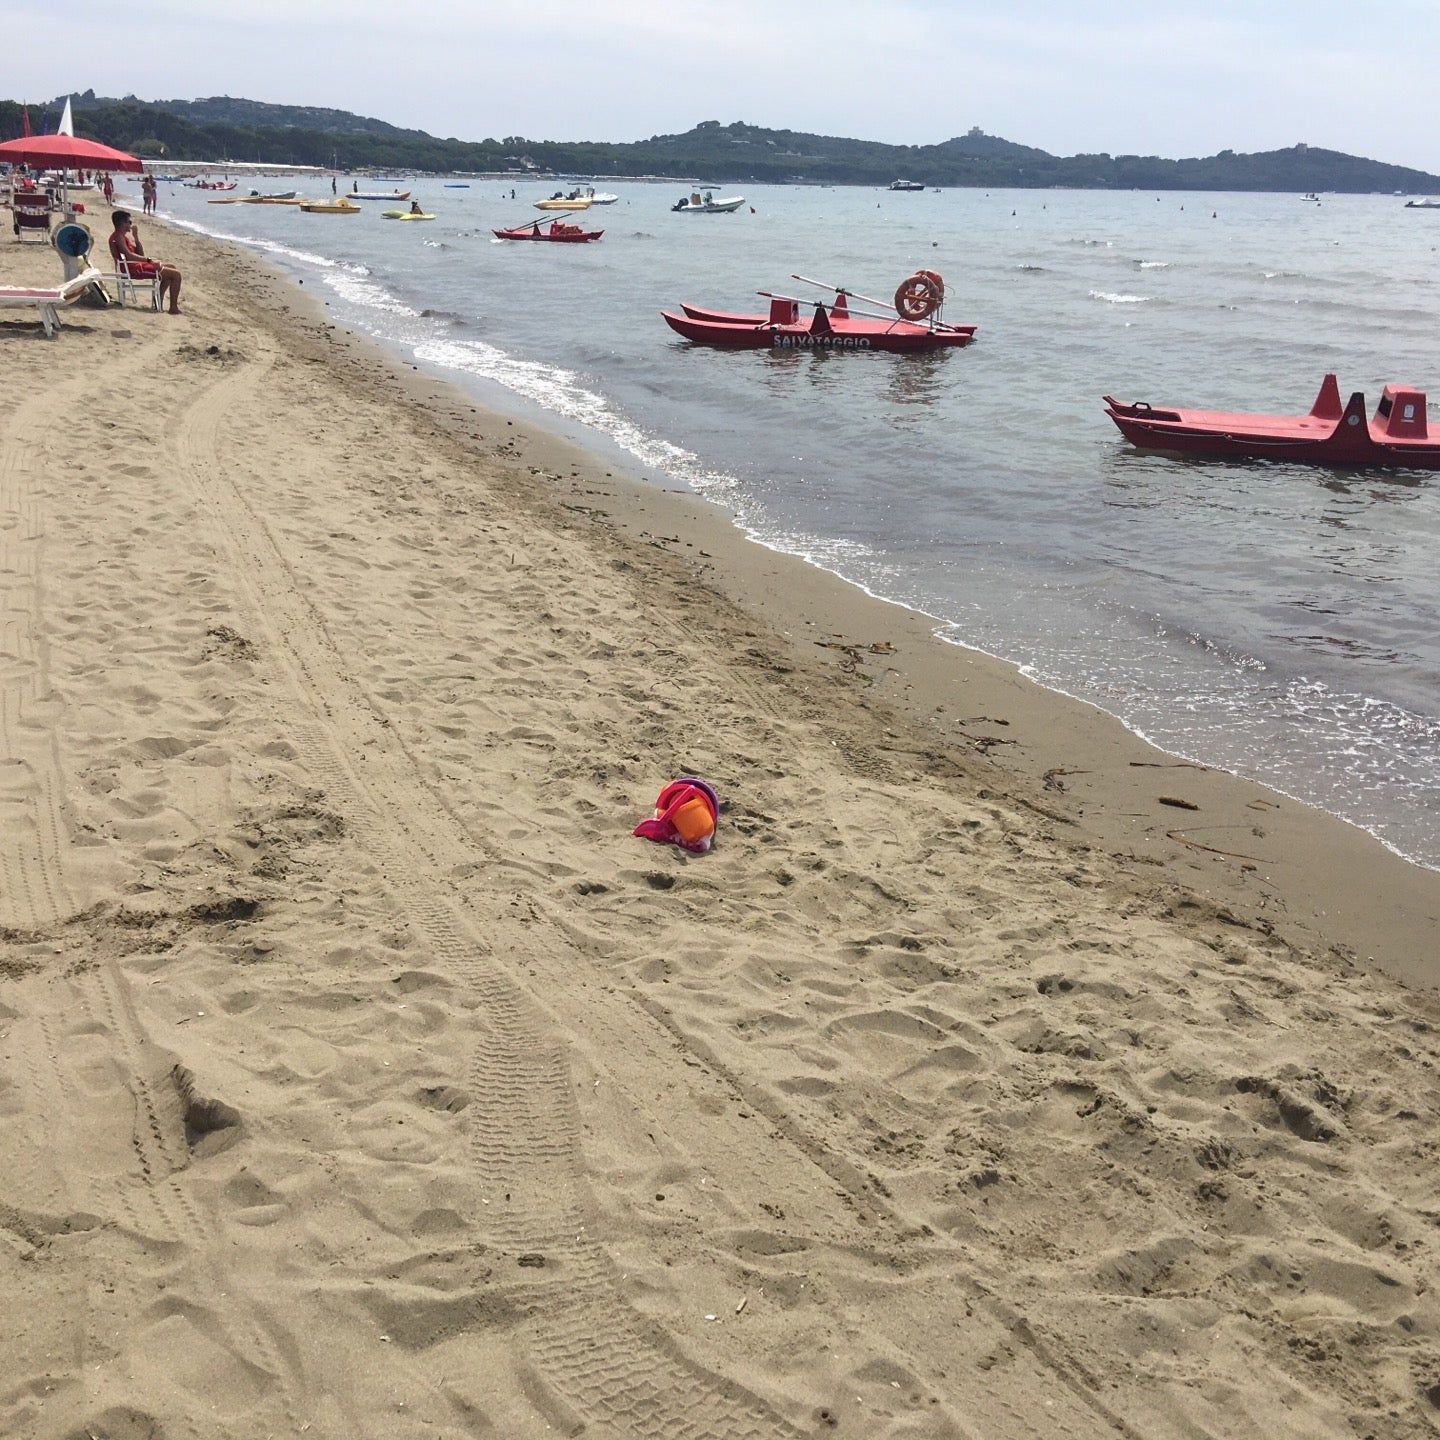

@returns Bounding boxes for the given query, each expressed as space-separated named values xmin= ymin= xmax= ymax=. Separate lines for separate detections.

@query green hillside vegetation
xmin=4 ymin=96 xmax=1438 ymax=193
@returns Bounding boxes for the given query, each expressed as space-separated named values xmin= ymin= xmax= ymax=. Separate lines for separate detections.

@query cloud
xmin=4 ymin=0 xmax=1437 ymax=170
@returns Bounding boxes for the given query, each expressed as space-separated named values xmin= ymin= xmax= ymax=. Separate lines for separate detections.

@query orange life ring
xmin=894 ymin=270 xmax=945 ymax=320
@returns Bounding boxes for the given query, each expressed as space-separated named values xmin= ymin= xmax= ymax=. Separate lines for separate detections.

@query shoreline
xmin=5 ymin=215 xmax=1440 ymax=1438
xmin=171 ymin=211 xmax=1437 ymax=989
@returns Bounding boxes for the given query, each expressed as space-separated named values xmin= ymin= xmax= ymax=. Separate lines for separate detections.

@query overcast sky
xmin=9 ymin=0 xmax=1440 ymax=172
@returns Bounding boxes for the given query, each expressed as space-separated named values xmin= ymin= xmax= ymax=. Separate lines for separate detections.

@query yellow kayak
xmin=382 ymin=210 xmax=436 ymax=220
xmin=534 ymin=197 xmax=593 ymax=211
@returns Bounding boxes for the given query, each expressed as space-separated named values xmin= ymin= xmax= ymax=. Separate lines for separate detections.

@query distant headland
xmin=4 ymin=93 xmax=1438 ymax=193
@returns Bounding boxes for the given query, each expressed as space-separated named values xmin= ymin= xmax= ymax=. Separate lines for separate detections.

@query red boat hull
xmin=493 ymin=226 xmax=603 ymax=242
xmin=1105 ymin=375 xmax=1440 ymax=469
xmin=680 ymin=302 xmax=978 ymax=339
xmin=663 ymin=309 xmax=975 ymax=352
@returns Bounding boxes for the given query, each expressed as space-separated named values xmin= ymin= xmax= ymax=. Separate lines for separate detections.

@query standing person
xmin=331 ymin=175 xmax=338 ymax=195
xmin=101 ymin=173 xmax=114 ymax=205
xmin=108 ymin=211 xmax=183 ymax=314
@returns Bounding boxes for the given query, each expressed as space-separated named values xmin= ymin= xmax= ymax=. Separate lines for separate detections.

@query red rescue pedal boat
xmin=493 ymin=219 xmax=603 ymax=242
xmin=665 ymin=271 xmax=976 ymax=353
xmin=1105 ymin=375 xmax=1440 ymax=469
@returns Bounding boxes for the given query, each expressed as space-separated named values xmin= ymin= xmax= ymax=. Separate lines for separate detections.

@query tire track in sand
xmin=170 ymin=340 xmax=1159 ymax=1440
xmin=172 ymin=350 xmax=807 ymax=1438
xmin=0 ymin=335 xmax=309 ymax=1440
xmin=0 ymin=371 xmax=80 ymax=931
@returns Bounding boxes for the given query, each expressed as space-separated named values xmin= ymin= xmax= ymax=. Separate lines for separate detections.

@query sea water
xmin=157 ymin=181 xmax=1440 ymax=870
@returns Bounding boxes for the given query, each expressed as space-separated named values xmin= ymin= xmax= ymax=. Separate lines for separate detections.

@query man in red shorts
xmin=108 ymin=210 xmax=182 ymax=314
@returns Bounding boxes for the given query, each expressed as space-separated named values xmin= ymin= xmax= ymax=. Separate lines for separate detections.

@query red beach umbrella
xmin=0 ymin=133 xmax=143 ymax=172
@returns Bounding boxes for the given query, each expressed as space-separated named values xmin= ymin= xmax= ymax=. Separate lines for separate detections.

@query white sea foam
xmin=160 ymin=212 xmax=370 ymax=274
xmin=323 ymin=270 xmax=419 ymax=317
xmin=1090 ymin=290 xmax=1152 ymax=303
xmin=411 ymin=336 xmax=723 ymax=489
xmin=1136 ymin=260 xmax=1171 ymax=269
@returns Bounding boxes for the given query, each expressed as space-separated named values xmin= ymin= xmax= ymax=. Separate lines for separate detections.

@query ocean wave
xmin=411 ymin=336 xmax=722 ymax=489
xmin=1135 ymin=260 xmax=1171 ymax=269
xmin=323 ymin=271 xmax=419 ymax=317
xmin=408 ymin=335 xmax=892 ymax=620
xmin=159 ymin=212 xmax=370 ymax=273
xmin=934 ymin=618 xmax=1440 ymax=870
xmin=1090 ymin=290 xmax=1153 ymax=304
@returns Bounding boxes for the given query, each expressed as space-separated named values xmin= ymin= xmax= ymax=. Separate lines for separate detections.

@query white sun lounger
xmin=0 ymin=266 xmax=105 ymax=337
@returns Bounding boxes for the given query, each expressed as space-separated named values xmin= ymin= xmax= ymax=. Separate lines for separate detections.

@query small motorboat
xmin=663 ymin=297 xmax=974 ymax=352
xmin=240 ymin=191 xmax=302 ymax=204
xmin=887 ymin=179 xmax=926 ymax=191
xmin=186 ymin=180 xmax=237 ymax=190
xmin=493 ymin=220 xmax=603 ymax=242
xmin=349 ymin=189 xmax=411 ymax=201
xmin=672 ymin=190 xmax=744 ymax=213
xmin=300 ymin=199 xmax=361 ymax=214
xmin=568 ymin=184 xmax=618 ymax=204
xmin=1404 ymin=198 xmax=1440 ymax=209
xmin=1104 ymin=375 xmax=1440 ymax=468
xmin=535 ymin=191 xmax=593 ymax=211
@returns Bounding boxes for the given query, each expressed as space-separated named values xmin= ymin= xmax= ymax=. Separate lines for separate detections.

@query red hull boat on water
xmin=1105 ymin=375 xmax=1440 ymax=469
xmin=679 ymin=298 xmax=978 ymax=340
xmin=665 ymin=296 xmax=974 ymax=352
xmin=493 ymin=220 xmax=603 ymax=242
xmin=666 ymin=271 xmax=976 ymax=354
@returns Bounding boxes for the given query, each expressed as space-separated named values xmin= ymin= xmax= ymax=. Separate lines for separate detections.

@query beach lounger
xmin=0 ymin=267 xmax=105 ymax=337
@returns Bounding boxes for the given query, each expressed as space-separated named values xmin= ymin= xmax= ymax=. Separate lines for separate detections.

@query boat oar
xmin=791 ymin=273 xmax=898 ymax=312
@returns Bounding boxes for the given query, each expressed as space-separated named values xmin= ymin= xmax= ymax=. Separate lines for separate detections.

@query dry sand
xmin=1 ymin=218 xmax=1438 ymax=1440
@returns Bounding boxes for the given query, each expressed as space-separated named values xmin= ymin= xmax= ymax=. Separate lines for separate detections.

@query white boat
xmin=888 ymin=178 xmax=925 ymax=191
xmin=348 ymin=189 xmax=412 ymax=201
xmin=571 ymin=184 xmax=618 ymax=204
xmin=671 ymin=190 xmax=745 ymax=213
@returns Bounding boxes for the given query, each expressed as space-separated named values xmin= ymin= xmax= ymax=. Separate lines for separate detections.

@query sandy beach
xmin=2 ymin=218 xmax=1439 ymax=1439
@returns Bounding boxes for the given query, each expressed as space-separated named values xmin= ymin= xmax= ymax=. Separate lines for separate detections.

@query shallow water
xmin=158 ymin=180 xmax=1440 ymax=869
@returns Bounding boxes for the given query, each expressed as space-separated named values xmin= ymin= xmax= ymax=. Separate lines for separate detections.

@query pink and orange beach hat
xmin=632 ymin=777 xmax=719 ymax=854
